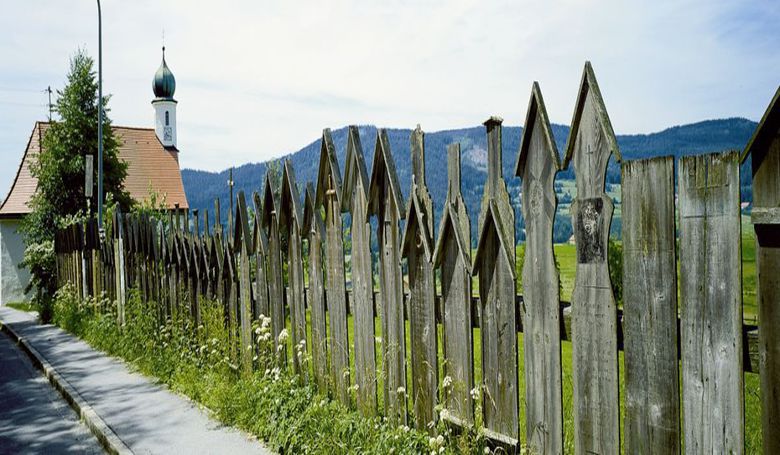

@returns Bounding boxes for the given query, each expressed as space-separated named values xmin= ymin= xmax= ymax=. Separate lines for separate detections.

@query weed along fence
xmin=53 ymin=64 xmax=779 ymax=454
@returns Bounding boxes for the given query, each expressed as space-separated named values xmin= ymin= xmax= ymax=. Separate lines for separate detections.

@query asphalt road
xmin=0 ymin=330 xmax=104 ymax=454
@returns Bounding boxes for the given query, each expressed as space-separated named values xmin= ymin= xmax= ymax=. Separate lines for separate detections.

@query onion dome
xmin=153 ymin=47 xmax=176 ymax=100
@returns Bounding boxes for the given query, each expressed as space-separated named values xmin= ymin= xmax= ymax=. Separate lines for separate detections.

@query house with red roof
xmin=0 ymin=49 xmax=188 ymax=304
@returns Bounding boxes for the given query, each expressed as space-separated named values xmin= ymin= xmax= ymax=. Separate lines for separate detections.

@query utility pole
xmin=46 ymin=86 xmax=53 ymax=121
xmin=96 ymin=0 xmax=104 ymax=229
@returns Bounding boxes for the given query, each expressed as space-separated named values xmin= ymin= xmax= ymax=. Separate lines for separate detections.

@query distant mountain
xmin=182 ymin=117 xmax=756 ymax=243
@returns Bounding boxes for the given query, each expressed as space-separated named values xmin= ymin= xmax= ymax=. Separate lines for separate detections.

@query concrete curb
xmin=0 ymin=320 xmax=134 ymax=455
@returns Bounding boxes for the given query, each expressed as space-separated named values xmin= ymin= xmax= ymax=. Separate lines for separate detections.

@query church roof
xmin=0 ymin=121 xmax=189 ymax=218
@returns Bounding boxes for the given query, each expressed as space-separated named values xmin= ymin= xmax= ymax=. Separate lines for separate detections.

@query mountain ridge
xmin=181 ymin=117 xmax=756 ymax=242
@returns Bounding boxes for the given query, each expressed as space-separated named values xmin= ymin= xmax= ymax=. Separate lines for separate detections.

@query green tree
xmin=22 ymin=49 xmax=131 ymax=318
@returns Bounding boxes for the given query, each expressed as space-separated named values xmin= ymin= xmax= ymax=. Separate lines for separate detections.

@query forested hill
xmin=182 ymin=117 xmax=756 ymax=241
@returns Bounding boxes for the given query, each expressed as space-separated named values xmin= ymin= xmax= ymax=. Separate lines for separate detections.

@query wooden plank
xmin=252 ymin=192 xmax=270 ymax=320
xmin=401 ymin=126 xmax=437 ymax=431
xmin=515 ymin=83 xmax=563 ymax=454
xmin=622 ymin=156 xmax=680 ymax=454
xmin=472 ymin=118 xmax=518 ymax=447
xmin=262 ymin=174 xmax=287 ymax=366
xmin=316 ymin=130 xmax=350 ymax=403
xmin=433 ymin=143 xmax=473 ymax=428
xmin=342 ymin=125 xmax=377 ymax=416
xmin=744 ymin=87 xmax=780 ymax=454
xmin=223 ymin=245 xmax=239 ymax=363
xmin=235 ymin=192 xmax=254 ymax=374
xmin=564 ymin=63 xmax=620 ymax=454
xmin=368 ymin=129 xmax=407 ymax=425
xmin=113 ymin=209 xmax=127 ymax=327
xmin=679 ymin=151 xmax=743 ymax=454
xmin=279 ymin=160 xmax=307 ymax=378
xmin=304 ymin=184 xmax=329 ymax=392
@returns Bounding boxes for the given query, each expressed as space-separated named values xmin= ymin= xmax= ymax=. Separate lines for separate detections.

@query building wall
xmin=1 ymin=218 xmax=32 ymax=304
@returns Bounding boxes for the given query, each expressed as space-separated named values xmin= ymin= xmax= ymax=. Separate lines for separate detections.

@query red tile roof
xmin=0 ymin=122 xmax=188 ymax=217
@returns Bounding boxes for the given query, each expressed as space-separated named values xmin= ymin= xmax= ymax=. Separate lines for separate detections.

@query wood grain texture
xmin=679 ymin=151 xmax=744 ymax=454
xmin=304 ymin=184 xmax=329 ymax=392
xmin=279 ymin=160 xmax=307 ymax=377
xmin=262 ymin=175 xmax=287 ymax=366
xmin=433 ymin=144 xmax=473 ymax=428
xmin=473 ymin=118 xmax=518 ymax=447
xmin=236 ymin=192 xmax=254 ymax=374
xmin=317 ymin=131 xmax=350 ymax=404
xmin=566 ymin=63 xmax=620 ymax=455
xmin=516 ymin=83 xmax=563 ymax=455
xmin=252 ymin=192 xmax=270 ymax=320
xmin=622 ymin=156 xmax=680 ymax=454
xmin=401 ymin=126 xmax=438 ymax=431
xmin=368 ymin=129 xmax=407 ymax=425
xmin=342 ymin=126 xmax=377 ymax=417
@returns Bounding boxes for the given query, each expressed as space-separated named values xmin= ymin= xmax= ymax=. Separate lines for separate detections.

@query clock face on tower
xmin=164 ymin=126 xmax=172 ymax=142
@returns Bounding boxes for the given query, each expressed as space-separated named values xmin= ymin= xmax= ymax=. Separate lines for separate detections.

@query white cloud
xmin=0 ymin=0 xmax=778 ymax=192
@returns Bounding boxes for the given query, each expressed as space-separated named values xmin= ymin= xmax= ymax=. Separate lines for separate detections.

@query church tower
xmin=152 ymin=47 xmax=177 ymax=149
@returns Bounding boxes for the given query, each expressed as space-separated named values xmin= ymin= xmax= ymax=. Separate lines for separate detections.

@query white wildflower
xmin=442 ymin=375 xmax=453 ymax=389
xmin=277 ymin=328 xmax=289 ymax=344
xmin=397 ymin=386 xmax=405 ymax=395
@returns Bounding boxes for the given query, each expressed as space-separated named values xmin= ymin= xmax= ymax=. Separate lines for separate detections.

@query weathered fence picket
xmin=316 ymin=130 xmax=349 ymax=403
xmin=279 ymin=160 xmax=307 ymax=378
xmin=303 ymin=183 xmax=329 ymax=392
xmin=515 ymin=82 xmax=563 ymax=454
xmin=563 ymin=62 xmax=621 ymax=455
xmin=401 ymin=126 xmax=438 ymax=432
xmin=680 ymin=151 xmax=744 ymax=454
xmin=342 ymin=126 xmax=377 ymax=416
xmin=368 ymin=129 xmax=408 ymax=425
xmin=473 ymin=117 xmax=519 ymax=448
xmin=261 ymin=174 xmax=286 ymax=365
xmin=622 ymin=156 xmax=680 ymax=453
xmin=433 ymin=143 xmax=473 ymax=428
xmin=235 ymin=191 xmax=254 ymax=373
xmin=252 ymin=192 xmax=270 ymax=320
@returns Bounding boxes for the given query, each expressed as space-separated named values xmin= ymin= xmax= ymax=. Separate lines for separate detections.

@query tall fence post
xmin=262 ymin=173 xmax=286 ymax=366
xmin=317 ymin=130 xmax=350 ymax=403
xmin=622 ymin=156 xmax=680 ymax=453
xmin=368 ymin=129 xmax=407 ymax=425
xmin=472 ymin=117 xmax=518 ymax=448
xmin=401 ymin=126 xmax=437 ymax=432
xmin=562 ymin=62 xmax=621 ymax=454
xmin=433 ymin=143 xmax=473 ymax=429
xmin=113 ymin=208 xmax=127 ymax=327
xmin=252 ymin=193 xmax=270 ymax=320
xmin=680 ymin=151 xmax=744 ymax=453
xmin=342 ymin=125 xmax=377 ymax=417
xmin=304 ymin=184 xmax=329 ymax=392
xmin=279 ymin=160 xmax=307 ymax=379
xmin=515 ymin=82 xmax=563 ymax=454
xmin=235 ymin=192 xmax=254 ymax=374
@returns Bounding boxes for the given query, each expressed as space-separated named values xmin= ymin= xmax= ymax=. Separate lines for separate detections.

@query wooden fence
xmin=54 ymin=63 xmax=779 ymax=454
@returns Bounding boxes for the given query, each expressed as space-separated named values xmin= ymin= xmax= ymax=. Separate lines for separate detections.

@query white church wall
xmin=1 ymin=218 xmax=32 ymax=305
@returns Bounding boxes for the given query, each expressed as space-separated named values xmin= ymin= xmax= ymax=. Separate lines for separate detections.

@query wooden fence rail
xmin=54 ymin=64 xmax=779 ymax=454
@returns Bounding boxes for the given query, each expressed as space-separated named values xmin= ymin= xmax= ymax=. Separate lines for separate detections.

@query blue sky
xmin=0 ymin=0 xmax=778 ymax=194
